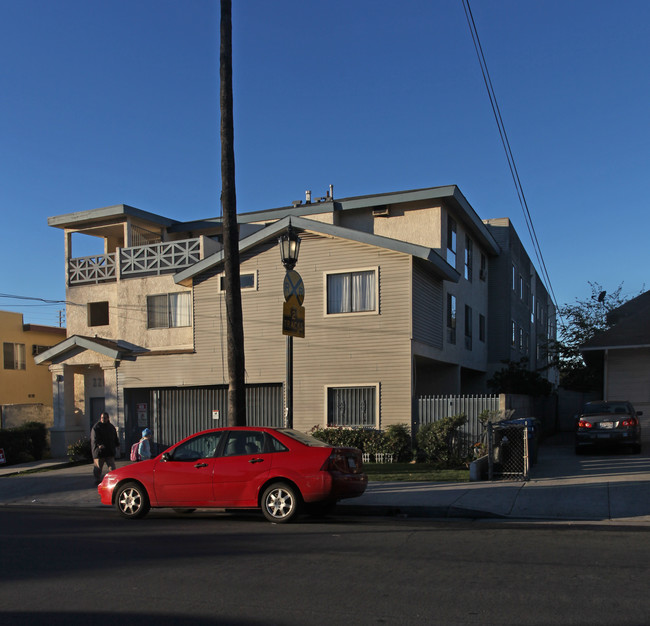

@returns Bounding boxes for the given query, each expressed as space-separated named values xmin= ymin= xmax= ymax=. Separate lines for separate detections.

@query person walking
xmin=91 ymin=411 xmax=120 ymax=484
xmin=138 ymin=428 xmax=154 ymax=460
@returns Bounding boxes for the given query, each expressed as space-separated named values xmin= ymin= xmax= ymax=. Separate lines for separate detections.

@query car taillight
xmin=620 ymin=417 xmax=638 ymax=427
xmin=578 ymin=419 xmax=593 ymax=429
xmin=322 ymin=449 xmax=359 ymax=473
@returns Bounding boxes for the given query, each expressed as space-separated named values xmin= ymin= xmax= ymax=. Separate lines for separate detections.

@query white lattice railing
xmin=120 ymin=239 xmax=202 ymax=276
xmin=68 ymin=238 xmax=202 ymax=284
xmin=68 ymin=253 xmax=117 ymax=284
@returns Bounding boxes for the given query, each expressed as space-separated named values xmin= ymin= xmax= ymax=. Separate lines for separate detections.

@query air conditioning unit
xmin=372 ymin=206 xmax=390 ymax=217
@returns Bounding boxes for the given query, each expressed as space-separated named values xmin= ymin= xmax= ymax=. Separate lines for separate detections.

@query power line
xmin=461 ymin=0 xmax=561 ymax=323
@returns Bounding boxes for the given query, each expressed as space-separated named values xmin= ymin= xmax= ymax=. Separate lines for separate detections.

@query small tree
xmin=551 ymin=282 xmax=641 ymax=391
xmin=487 ymin=358 xmax=553 ymax=396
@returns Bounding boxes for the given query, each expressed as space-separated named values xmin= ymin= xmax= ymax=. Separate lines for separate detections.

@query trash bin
xmin=499 ymin=417 xmax=540 ymax=465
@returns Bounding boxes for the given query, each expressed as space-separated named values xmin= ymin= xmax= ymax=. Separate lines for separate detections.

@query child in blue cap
xmin=138 ymin=428 xmax=153 ymax=460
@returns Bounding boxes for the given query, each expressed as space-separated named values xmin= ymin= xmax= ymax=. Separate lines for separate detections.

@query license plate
xmin=597 ymin=433 xmax=611 ymax=438
xmin=600 ymin=422 xmax=614 ymax=429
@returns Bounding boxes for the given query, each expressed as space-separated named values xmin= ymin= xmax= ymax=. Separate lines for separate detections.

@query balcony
xmin=68 ymin=237 xmax=214 ymax=285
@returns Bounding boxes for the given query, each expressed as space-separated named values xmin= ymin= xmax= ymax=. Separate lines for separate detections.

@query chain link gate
xmin=487 ymin=422 xmax=529 ymax=480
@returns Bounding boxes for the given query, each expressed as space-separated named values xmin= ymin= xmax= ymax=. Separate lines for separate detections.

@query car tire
xmin=261 ymin=483 xmax=301 ymax=523
xmin=115 ymin=481 xmax=150 ymax=519
xmin=173 ymin=508 xmax=196 ymax=515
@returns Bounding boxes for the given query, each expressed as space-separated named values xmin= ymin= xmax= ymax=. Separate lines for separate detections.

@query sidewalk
xmin=1 ymin=435 xmax=650 ymax=524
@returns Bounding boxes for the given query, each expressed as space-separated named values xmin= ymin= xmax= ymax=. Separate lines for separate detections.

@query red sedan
xmin=98 ymin=427 xmax=367 ymax=523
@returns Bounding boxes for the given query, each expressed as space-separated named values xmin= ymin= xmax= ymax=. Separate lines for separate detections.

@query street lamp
xmin=279 ymin=222 xmax=301 ymax=271
xmin=278 ymin=221 xmax=301 ymax=429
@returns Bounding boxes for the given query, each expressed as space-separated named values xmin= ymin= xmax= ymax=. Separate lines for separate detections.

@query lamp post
xmin=279 ymin=223 xmax=302 ymax=429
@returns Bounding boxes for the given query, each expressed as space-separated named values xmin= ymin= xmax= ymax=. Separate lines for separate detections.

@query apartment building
xmin=36 ymin=185 xmax=556 ymax=456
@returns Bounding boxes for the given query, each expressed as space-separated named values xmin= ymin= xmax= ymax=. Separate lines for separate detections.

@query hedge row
xmin=0 ymin=422 xmax=49 ymax=465
xmin=311 ymin=415 xmax=469 ymax=467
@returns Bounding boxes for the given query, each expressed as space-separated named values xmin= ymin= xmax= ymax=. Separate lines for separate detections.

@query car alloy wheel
xmin=116 ymin=481 xmax=150 ymax=519
xmin=261 ymin=483 xmax=300 ymax=523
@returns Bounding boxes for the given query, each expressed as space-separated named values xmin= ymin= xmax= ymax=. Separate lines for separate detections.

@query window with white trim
xmin=219 ymin=272 xmax=257 ymax=291
xmin=327 ymin=385 xmax=376 ymax=427
xmin=326 ymin=269 xmax=376 ymax=314
xmin=147 ymin=292 xmax=192 ymax=329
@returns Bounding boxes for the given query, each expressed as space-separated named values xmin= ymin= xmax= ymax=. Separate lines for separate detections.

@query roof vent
xmin=292 ymin=200 xmax=302 ymax=207
xmin=305 ymin=190 xmax=312 ymax=204
xmin=372 ymin=206 xmax=390 ymax=217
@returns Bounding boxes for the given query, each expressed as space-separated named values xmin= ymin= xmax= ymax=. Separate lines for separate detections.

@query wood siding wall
xmin=117 ymin=233 xmax=415 ymax=433
xmin=412 ymin=261 xmax=443 ymax=349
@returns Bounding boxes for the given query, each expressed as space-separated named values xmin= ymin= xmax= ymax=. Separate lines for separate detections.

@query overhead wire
xmin=461 ymin=0 xmax=562 ymax=326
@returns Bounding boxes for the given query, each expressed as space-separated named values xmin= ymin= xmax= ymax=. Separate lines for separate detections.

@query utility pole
xmin=220 ymin=0 xmax=246 ymax=426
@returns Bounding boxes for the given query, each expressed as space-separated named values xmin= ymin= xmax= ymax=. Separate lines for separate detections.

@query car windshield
xmin=581 ymin=402 xmax=631 ymax=415
xmin=276 ymin=429 xmax=331 ymax=447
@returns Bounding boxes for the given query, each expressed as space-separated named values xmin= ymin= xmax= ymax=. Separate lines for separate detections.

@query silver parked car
xmin=575 ymin=401 xmax=642 ymax=454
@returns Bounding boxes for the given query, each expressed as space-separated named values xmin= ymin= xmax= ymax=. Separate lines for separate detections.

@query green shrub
xmin=21 ymin=422 xmax=49 ymax=460
xmin=0 ymin=422 xmax=49 ymax=465
xmin=67 ymin=437 xmax=92 ymax=462
xmin=384 ymin=424 xmax=412 ymax=462
xmin=415 ymin=414 xmax=468 ymax=467
xmin=310 ymin=424 xmax=412 ymax=462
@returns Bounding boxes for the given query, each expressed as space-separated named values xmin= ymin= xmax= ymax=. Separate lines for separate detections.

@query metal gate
xmin=125 ymin=384 xmax=283 ymax=452
xmin=487 ymin=422 xmax=529 ymax=480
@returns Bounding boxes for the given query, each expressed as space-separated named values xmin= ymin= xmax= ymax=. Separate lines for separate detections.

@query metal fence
xmin=417 ymin=394 xmax=500 ymax=456
xmin=487 ymin=422 xmax=529 ymax=480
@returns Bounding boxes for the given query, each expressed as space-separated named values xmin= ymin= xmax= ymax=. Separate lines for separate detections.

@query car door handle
xmin=248 ymin=458 xmax=264 ymax=464
xmin=194 ymin=462 xmax=208 ymax=468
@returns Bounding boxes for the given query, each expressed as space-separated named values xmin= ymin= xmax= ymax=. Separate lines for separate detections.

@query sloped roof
xmin=174 ymin=215 xmax=460 ymax=285
xmin=582 ymin=290 xmax=650 ymax=351
xmin=34 ymin=335 xmax=130 ymax=364
xmin=237 ymin=185 xmax=500 ymax=256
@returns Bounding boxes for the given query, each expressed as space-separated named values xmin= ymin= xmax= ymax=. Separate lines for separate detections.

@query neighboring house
xmin=581 ymin=290 xmax=650 ymax=416
xmin=0 ymin=310 xmax=66 ymax=428
xmin=36 ymin=185 xmax=557 ymax=457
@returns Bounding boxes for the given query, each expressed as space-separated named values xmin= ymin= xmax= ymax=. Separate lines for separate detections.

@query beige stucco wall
xmin=66 ymin=275 xmax=193 ymax=350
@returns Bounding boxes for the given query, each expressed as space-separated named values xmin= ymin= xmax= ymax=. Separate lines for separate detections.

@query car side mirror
xmin=161 ymin=452 xmax=171 ymax=462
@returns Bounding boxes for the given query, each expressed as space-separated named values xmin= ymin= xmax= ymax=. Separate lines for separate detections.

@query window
xmin=147 ymin=292 xmax=192 ymax=329
xmin=464 ymin=236 xmax=473 ymax=281
xmin=327 ymin=386 xmax=376 ymax=427
xmin=480 ymin=253 xmax=487 ymax=281
xmin=223 ymin=430 xmax=266 ymax=456
xmin=479 ymin=314 xmax=486 ymax=343
xmin=171 ymin=432 xmax=224 ymax=461
xmin=326 ymin=269 xmax=376 ymax=314
xmin=511 ymin=321 xmax=517 ymax=347
xmin=446 ymin=218 xmax=457 ymax=267
xmin=32 ymin=344 xmax=52 ymax=356
xmin=87 ymin=301 xmax=109 ymax=327
xmin=219 ymin=272 xmax=256 ymax=291
xmin=447 ymin=293 xmax=457 ymax=344
xmin=3 ymin=343 xmax=26 ymax=370
xmin=464 ymin=305 xmax=473 ymax=350
xmin=512 ymin=264 xmax=517 ymax=291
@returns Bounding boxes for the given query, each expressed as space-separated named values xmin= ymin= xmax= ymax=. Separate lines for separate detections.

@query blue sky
xmin=1 ymin=0 xmax=648 ymax=326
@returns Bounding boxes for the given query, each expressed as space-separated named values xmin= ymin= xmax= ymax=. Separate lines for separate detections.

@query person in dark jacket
xmin=91 ymin=411 xmax=120 ymax=484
